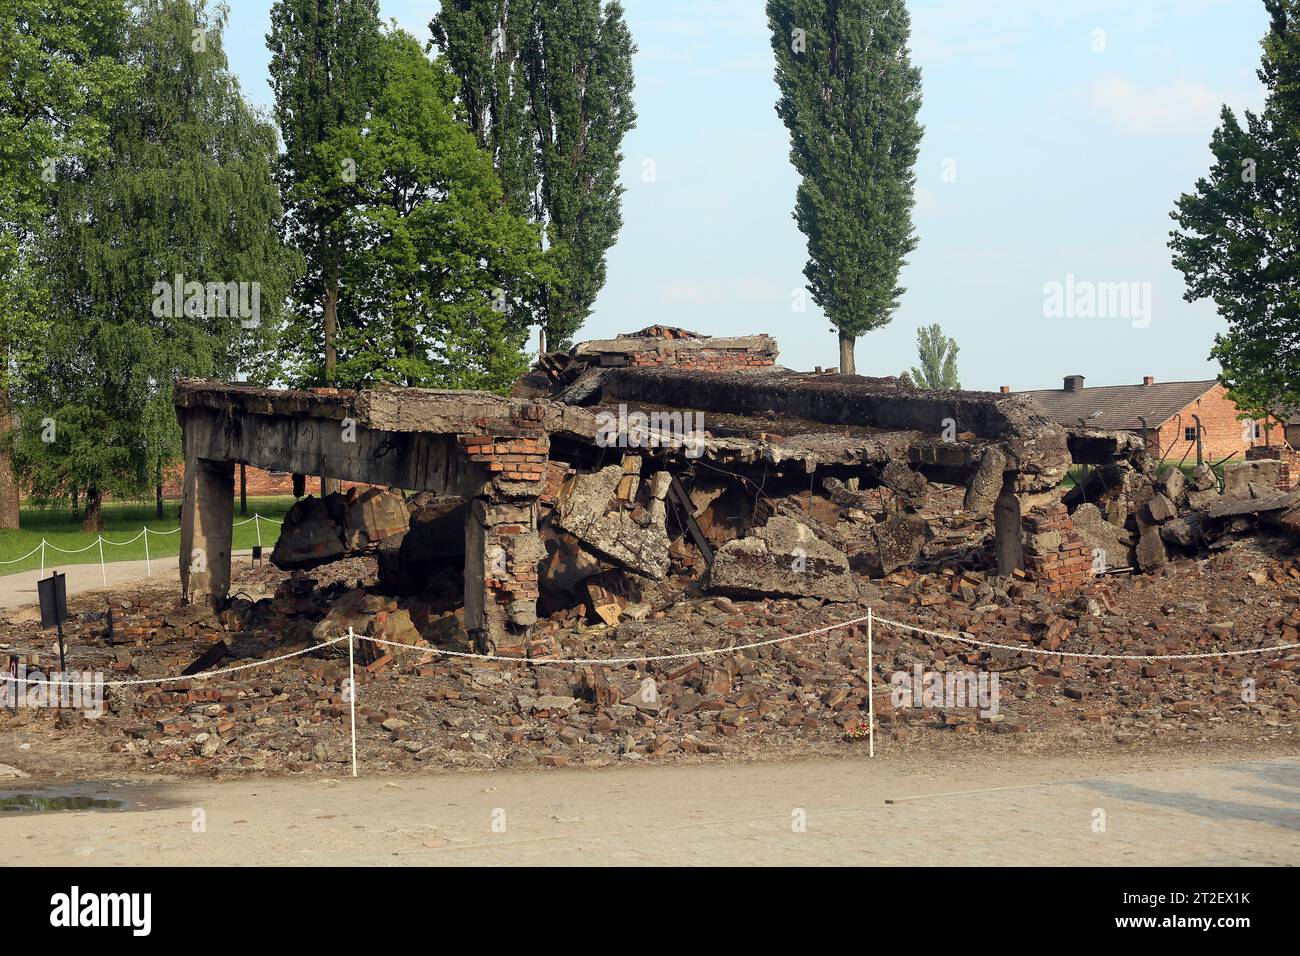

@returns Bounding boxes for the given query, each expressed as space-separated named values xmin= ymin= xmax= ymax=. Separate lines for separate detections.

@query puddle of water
xmin=0 ymin=793 xmax=126 ymax=812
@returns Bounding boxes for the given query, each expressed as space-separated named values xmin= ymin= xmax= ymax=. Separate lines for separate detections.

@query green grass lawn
xmin=0 ymin=496 xmax=295 ymax=575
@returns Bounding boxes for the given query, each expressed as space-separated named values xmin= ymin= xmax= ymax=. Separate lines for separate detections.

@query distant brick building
xmin=1014 ymin=375 xmax=1278 ymax=463
xmin=160 ymin=464 xmax=311 ymax=500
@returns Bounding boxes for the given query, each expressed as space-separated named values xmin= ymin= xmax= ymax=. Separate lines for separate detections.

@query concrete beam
xmin=177 ymin=407 xmax=488 ymax=496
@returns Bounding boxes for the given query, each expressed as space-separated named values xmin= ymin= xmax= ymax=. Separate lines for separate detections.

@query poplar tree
xmin=767 ymin=0 xmax=924 ymax=375
xmin=909 ymin=324 xmax=960 ymax=390
xmin=431 ymin=0 xmax=637 ymax=351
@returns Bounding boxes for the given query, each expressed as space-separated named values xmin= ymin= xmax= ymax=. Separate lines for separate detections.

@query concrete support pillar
xmin=180 ymin=456 xmax=235 ymax=607
xmin=993 ymin=480 xmax=1023 ymax=576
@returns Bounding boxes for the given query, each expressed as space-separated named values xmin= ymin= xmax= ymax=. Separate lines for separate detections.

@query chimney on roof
xmin=999 ymin=385 xmax=1010 ymax=393
xmin=1063 ymin=374 xmax=1085 ymax=392
xmin=1142 ymin=375 xmax=1154 ymax=386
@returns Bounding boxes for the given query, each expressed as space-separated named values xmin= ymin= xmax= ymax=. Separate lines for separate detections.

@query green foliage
xmin=909 ymin=324 xmax=961 ymax=390
xmin=766 ymin=0 xmax=924 ymax=366
xmin=268 ymin=0 xmax=385 ymax=385
xmin=431 ymin=0 xmax=638 ymax=351
xmin=12 ymin=0 xmax=295 ymax=516
xmin=319 ymin=30 xmax=550 ymax=391
xmin=0 ymin=0 xmax=136 ymax=388
xmin=1170 ymin=0 xmax=1300 ymax=420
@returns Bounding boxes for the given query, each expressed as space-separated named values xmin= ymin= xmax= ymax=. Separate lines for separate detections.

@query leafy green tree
xmin=767 ymin=0 xmax=924 ymax=375
xmin=267 ymin=0 xmax=384 ymax=390
xmin=324 ymin=30 xmax=549 ymax=391
xmin=1170 ymin=0 xmax=1300 ymax=420
xmin=13 ymin=0 xmax=296 ymax=530
xmin=431 ymin=0 xmax=637 ymax=351
xmin=0 ymin=0 xmax=136 ymax=527
xmin=910 ymin=324 xmax=960 ymax=390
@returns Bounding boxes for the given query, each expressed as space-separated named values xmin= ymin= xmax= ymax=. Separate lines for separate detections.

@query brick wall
xmin=1150 ymin=384 xmax=1268 ymax=463
xmin=627 ymin=348 xmax=776 ymax=372
xmin=1021 ymin=502 xmax=1090 ymax=592
xmin=160 ymin=464 xmax=366 ymax=500
xmin=459 ymin=435 xmax=548 ymax=483
xmin=1246 ymin=445 xmax=1299 ymax=490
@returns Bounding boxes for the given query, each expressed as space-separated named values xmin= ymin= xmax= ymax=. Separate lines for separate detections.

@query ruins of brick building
xmin=173 ymin=326 xmax=1298 ymax=649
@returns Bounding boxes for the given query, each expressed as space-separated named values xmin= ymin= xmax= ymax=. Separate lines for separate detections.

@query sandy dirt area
xmin=3 ymin=748 xmax=1297 ymax=866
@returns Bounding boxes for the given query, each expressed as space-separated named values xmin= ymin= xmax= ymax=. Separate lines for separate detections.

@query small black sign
xmin=38 ymin=572 xmax=68 ymax=630
xmin=252 ymin=545 xmax=263 ymax=563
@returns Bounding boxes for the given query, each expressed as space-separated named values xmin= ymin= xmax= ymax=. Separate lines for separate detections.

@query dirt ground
xmin=1 ymin=542 xmax=1298 ymax=865
xmin=2 ymin=748 xmax=1297 ymax=865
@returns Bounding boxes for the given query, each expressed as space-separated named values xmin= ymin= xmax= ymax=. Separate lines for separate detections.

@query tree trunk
xmin=71 ymin=488 xmax=79 ymax=521
xmin=155 ymin=456 xmax=164 ymax=519
xmin=82 ymin=486 xmax=104 ymax=532
xmin=321 ymin=280 xmax=340 ymax=497
xmin=838 ymin=330 xmax=857 ymax=376
xmin=323 ymin=281 xmax=338 ymax=384
xmin=0 ymin=386 xmax=20 ymax=529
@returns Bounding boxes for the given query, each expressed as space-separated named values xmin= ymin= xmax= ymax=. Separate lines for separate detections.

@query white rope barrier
xmin=4 ymin=636 xmax=349 ymax=688
xmin=0 ymin=514 xmax=281 ymax=578
xmin=6 ymin=604 xmax=1300 ymax=692
xmin=5 ymin=609 xmax=1299 ymax=778
xmin=872 ymin=615 xmax=1300 ymax=662
xmin=0 ymin=544 xmax=46 ymax=566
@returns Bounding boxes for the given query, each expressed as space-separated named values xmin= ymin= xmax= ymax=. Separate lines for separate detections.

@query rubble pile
xmin=3 ymin=539 xmax=1297 ymax=777
xmin=1067 ymin=455 xmax=1300 ymax=574
xmin=6 ymin=327 xmax=1297 ymax=779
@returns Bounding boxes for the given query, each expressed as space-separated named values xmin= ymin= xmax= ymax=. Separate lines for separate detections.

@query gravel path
xmin=0 ymin=552 xmax=255 ymax=612
xmin=3 ymin=751 xmax=1297 ymax=866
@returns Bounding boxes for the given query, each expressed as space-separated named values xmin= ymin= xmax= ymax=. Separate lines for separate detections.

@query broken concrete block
xmin=1160 ymin=514 xmax=1204 ymax=548
xmin=864 ymin=514 xmax=932 ymax=577
xmin=1147 ymin=492 xmax=1177 ymax=523
xmin=648 ymin=471 xmax=672 ymax=501
xmin=1124 ymin=471 xmax=1156 ymax=511
xmin=881 ymin=460 xmax=929 ymax=510
xmin=1223 ymin=460 xmax=1280 ymax=498
xmin=1186 ymin=487 xmax=1220 ymax=511
xmin=271 ymin=495 xmax=345 ymax=570
xmin=311 ymin=587 xmax=385 ymax=641
xmin=1069 ymin=503 xmax=1133 ymax=571
xmin=1204 ymin=490 xmax=1298 ymax=519
xmin=707 ymin=516 xmax=857 ymax=601
xmin=962 ymin=447 xmax=1005 ymax=514
xmin=342 ymin=487 xmax=409 ymax=550
xmin=555 ymin=465 xmax=670 ymax=578
xmin=374 ymin=607 xmax=425 ymax=647
xmin=1155 ymin=465 xmax=1186 ymax=504
xmin=1136 ymin=524 xmax=1168 ymax=571
xmin=1190 ymin=462 xmax=1217 ymax=491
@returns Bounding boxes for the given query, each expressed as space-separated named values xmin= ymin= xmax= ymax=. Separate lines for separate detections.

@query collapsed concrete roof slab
xmin=569 ymin=366 xmax=1072 ymax=492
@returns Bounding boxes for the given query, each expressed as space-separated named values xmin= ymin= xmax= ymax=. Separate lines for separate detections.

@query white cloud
xmin=1087 ymin=73 xmax=1243 ymax=134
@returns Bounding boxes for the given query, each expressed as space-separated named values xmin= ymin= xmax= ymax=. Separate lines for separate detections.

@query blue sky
xmin=223 ymin=0 xmax=1270 ymax=390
